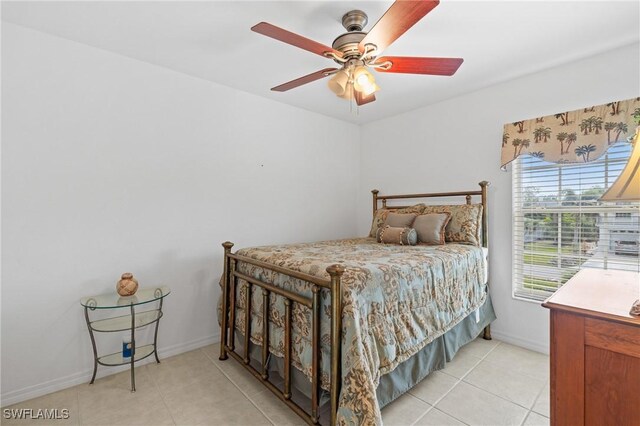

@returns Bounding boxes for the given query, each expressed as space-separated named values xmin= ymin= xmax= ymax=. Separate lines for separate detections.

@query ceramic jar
xmin=116 ymin=273 xmax=139 ymax=296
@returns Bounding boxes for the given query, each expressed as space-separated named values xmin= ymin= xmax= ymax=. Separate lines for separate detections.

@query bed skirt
xmin=377 ymin=293 xmax=495 ymax=408
xmin=229 ymin=293 xmax=496 ymax=410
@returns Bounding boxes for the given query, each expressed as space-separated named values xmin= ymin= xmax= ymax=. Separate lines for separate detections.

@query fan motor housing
xmin=331 ymin=10 xmax=369 ymax=62
xmin=332 ymin=31 xmax=366 ymax=59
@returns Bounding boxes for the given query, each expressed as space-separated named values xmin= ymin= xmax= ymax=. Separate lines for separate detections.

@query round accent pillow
xmin=376 ymin=226 xmax=417 ymax=246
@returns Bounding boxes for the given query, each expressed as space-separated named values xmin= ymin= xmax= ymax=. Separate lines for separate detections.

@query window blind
xmin=512 ymin=143 xmax=640 ymax=301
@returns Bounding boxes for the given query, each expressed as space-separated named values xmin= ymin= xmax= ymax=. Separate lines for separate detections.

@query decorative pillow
xmin=413 ymin=213 xmax=452 ymax=245
xmin=384 ymin=213 xmax=418 ymax=228
xmin=376 ymin=226 xmax=418 ymax=246
xmin=422 ymin=204 xmax=483 ymax=246
xmin=368 ymin=204 xmax=426 ymax=237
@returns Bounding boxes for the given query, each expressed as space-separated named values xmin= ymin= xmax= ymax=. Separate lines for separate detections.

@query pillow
xmin=384 ymin=213 xmax=418 ymax=228
xmin=413 ymin=213 xmax=451 ymax=245
xmin=369 ymin=204 xmax=426 ymax=237
xmin=376 ymin=226 xmax=418 ymax=246
xmin=422 ymin=204 xmax=483 ymax=246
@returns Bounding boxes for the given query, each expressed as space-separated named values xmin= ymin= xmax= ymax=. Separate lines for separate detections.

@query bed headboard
xmin=371 ymin=181 xmax=490 ymax=249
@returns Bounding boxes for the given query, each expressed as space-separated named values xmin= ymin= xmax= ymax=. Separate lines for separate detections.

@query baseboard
xmin=490 ymin=329 xmax=549 ymax=355
xmin=1 ymin=332 xmax=220 ymax=407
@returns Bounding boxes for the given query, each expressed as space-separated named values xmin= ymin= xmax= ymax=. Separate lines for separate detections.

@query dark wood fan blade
xmin=271 ymin=68 xmax=338 ymax=92
xmin=359 ymin=1 xmax=440 ymax=54
xmin=252 ymin=22 xmax=343 ymax=58
xmin=374 ymin=56 xmax=463 ymax=76
xmin=355 ymin=91 xmax=376 ymax=106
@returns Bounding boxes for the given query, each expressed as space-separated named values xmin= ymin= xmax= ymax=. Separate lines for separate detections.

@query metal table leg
xmin=153 ymin=297 xmax=163 ymax=364
xmin=130 ymin=304 xmax=136 ymax=392
xmin=84 ymin=306 xmax=98 ymax=385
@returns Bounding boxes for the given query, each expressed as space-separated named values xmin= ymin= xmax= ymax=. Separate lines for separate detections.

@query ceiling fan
xmin=251 ymin=0 xmax=463 ymax=106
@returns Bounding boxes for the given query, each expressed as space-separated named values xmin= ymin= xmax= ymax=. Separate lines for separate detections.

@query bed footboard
xmin=218 ymin=241 xmax=344 ymax=426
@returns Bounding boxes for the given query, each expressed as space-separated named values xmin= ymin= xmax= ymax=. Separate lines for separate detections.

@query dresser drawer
xmin=585 ymin=317 xmax=640 ymax=359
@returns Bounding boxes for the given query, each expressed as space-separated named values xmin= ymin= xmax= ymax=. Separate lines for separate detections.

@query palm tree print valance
xmin=501 ymin=97 xmax=640 ymax=168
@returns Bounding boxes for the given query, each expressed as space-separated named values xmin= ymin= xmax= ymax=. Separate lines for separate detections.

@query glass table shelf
xmin=81 ymin=286 xmax=170 ymax=309
xmin=98 ymin=344 xmax=156 ymax=367
xmin=90 ymin=309 xmax=163 ymax=333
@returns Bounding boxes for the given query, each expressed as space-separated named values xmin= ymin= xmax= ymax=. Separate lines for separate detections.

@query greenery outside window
xmin=512 ymin=143 xmax=640 ymax=302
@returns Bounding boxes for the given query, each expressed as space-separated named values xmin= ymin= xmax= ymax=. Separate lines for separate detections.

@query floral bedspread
xmin=219 ymin=238 xmax=487 ymax=425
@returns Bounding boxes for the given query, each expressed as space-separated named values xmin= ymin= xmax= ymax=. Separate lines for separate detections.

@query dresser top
xmin=542 ymin=269 xmax=640 ymax=326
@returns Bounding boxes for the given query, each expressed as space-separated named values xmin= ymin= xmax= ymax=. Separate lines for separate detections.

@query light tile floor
xmin=2 ymin=338 xmax=549 ymax=425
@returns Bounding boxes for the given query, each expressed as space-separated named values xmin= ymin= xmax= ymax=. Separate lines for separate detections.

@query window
xmin=512 ymin=143 xmax=640 ymax=301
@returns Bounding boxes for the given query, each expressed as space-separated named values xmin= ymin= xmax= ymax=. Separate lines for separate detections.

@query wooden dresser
xmin=542 ymin=269 xmax=640 ymax=426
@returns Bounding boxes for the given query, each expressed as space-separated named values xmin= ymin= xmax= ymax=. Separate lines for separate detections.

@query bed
xmin=218 ymin=182 xmax=494 ymax=425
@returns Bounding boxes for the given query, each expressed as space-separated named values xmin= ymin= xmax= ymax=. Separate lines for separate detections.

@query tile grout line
xmin=521 ymin=377 xmax=551 ymax=425
xmin=139 ymin=364 xmax=178 ymax=426
xmin=400 ymin=392 xmax=437 ymax=423
xmin=479 ymin=352 xmax=550 ymax=383
xmin=520 ymin=410 xmax=533 ymax=426
xmin=75 ymin=383 xmax=82 ymax=426
xmin=201 ymin=347 xmax=279 ymax=426
xmin=458 ymin=374 xmax=547 ymax=414
xmin=530 ymin=377 xmax=550 ymax=414
xmin=409 ymin=340 xmax=502 ymax=426
xmin=458 ymin=379 xmax=542 ymax=419
xmin=453 ymin=343 xmax=550 ymax=415
xmin=432 ymin=340 xmax=502 ymax=425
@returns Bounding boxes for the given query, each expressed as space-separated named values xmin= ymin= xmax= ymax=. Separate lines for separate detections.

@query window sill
xmin=511 ymin=293 xmax=548 ymax=305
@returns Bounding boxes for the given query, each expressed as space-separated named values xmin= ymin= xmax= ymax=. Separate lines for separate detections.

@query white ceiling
xmin=3 ymin=1 xmax=639 ymax=124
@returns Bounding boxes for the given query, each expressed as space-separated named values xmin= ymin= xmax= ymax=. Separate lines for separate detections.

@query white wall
xmin=358 ymin=42 xmax=640 ymax=354
xmin=1 ymin=23 xmax=360 ymax=405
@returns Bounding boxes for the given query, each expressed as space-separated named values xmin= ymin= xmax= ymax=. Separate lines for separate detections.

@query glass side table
xmin=80 ymin=286 xmax=170 ymax=392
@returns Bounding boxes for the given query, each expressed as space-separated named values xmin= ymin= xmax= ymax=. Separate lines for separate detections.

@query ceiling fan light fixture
xmin=353 ymin=66 xmax=375 ymax=90
xmin=337 ymin=83 xmax=354 ymax=100
xmin=360 ymin=82 xmax=380 ymax=97
xmin=328 ymin=69 xmax=350 ymax=96
xmin=352 ymin=66 xmax=375 ymax=92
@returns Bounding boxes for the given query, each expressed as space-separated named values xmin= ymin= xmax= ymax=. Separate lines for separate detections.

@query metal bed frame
xmin=218 ymin=181 xmax=491 ymax=425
